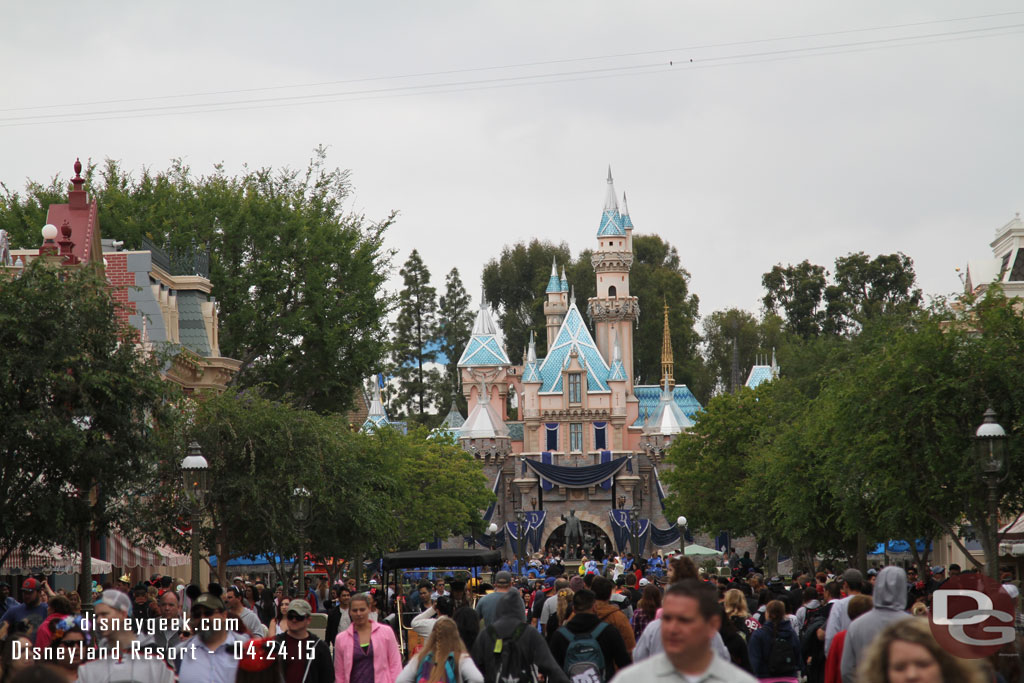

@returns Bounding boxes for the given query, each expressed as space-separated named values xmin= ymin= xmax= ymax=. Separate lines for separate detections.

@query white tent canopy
xmin=1 ymin=547 xmax=113 ymax=575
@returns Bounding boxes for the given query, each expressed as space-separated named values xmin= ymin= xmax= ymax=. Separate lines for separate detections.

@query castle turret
xmin=544 ymin=257 xmax=568 ymax=350
xmin=661 ymin=299 xmax=675 ymax=390
xmin=587 ymin=167 xmax=639 ymax=389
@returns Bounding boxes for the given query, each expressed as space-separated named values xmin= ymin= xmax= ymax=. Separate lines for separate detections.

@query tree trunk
xmin=855 ymin=532 xmax=867 ymax=574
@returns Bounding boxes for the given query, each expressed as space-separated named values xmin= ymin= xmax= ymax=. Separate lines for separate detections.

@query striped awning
xmin=1 ymin=547 xmax=113 ymax=575
xmin=107 ymin=534 xmax=189 ymax=568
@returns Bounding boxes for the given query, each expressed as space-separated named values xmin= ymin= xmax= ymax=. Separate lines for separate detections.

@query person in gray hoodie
xmin=470 ymin=590 xmax=569 ymax=683
xmin=840 ymin=566 xmax=911 ymax=683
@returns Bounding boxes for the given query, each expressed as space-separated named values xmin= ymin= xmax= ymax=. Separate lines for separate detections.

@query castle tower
xmin=587 ymin=167 xmax=639 ymax=390
xmin=543 ymin=257 xmax=569 ymax=350
xmin=661 ymin=299 xmax=675 ymax=390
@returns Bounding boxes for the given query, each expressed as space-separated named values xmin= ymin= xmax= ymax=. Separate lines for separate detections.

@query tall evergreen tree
xmin=391 ymin=249 xmax=441 ymax=419
xmin=437 ymin=268 xmax=474 ymax=416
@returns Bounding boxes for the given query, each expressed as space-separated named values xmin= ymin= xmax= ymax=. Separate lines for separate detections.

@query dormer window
xmin=568 ymin=372 xmax=582 ymax=404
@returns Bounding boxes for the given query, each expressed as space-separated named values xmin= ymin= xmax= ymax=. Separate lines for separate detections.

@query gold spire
xmin=661 ymin=298 xmax=674 ymax=389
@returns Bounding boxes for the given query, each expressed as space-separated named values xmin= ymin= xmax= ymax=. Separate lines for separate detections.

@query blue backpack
xmin=415 ymin=651 xmax=457 ymax=683
xmin=557 ymin=622 xmax=609 ymax=683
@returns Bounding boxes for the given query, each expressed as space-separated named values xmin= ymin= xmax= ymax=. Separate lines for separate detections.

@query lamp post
xmin=180 ymin=442 xmax=209 ymax=588
xmin=974 ymin=408 xmax=1008 ymax=580
xmin=488 ymin=522 xmax=498 ymax=551
xmin=515 ymin=508 xmax=528 ymax=577
xmin=677 ymin=515 xmax=688 ymax=556
xmin=290 ymin=487 xmax=312 ymax=596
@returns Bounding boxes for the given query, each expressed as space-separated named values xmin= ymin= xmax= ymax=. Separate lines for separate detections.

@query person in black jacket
xmin=324 ymin=586 xmax=351 ymax=652
xmin=470 ymin=590 xmax=569 ymax=683
xmin=549 ymin=589 xmax=631 ymax=681
xmin=274 ymin=599 xmax=333 ymax=683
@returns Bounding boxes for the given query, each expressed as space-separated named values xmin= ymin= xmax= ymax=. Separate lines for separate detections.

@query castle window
xmin=568 ymin=373 xmax=582 ymax=404
xmin=594 ymin=422 xmax=607 ymax=450
xmin=545 ymin=423 xmax=559 ymax=451
xmin=608 ymin=285 xmax=617 ymax=297
xmin=570 ymin=423 xmax=583 ymax=452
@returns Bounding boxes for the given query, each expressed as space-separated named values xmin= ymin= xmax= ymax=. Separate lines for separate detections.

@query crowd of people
xmin=0 ymin=556 xmax=1020 ymax=683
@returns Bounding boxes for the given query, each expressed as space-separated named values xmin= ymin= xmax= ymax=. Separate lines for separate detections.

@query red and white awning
xmin=1 ymin=547 xmax=113 ymax=575
xmin=107 ymin=534 xmax=190 ymax=568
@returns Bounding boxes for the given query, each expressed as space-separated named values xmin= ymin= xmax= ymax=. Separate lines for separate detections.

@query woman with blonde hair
xmin=857 ymin=617 xmax=986 ymax=683
xmin=723 ymin=588 xmax=752 ymax=636
xmin=395 ymin=616 xmax=482 ymax=683
xmin=545 ymin=588 xmax=575 ymax=645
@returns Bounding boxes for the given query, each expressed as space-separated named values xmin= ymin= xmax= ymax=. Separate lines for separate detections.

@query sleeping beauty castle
xmin=363 ymin=170 xmax=779 ymax=559
xmin=452 ymin=168 xmax=708 ymax=559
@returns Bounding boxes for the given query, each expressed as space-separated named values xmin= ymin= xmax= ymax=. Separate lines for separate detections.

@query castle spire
xmin=597 ymin=166 xmax=626 ymax=237
xmin=621 ymin=192 xmax=633 ymax=229
xmin=661 ymin=298 xmax=675 ymax=389
xmin=546 ymin=257 xmax=562 ymax=293
xmin=527 ymin=330 xmax=537 ymax=364
xmin=560 ymin=265 xmax=569 ymax=292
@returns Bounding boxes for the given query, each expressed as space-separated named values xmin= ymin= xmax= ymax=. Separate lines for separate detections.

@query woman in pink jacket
xmin=333 ymin=592 xmax=401 ymax=683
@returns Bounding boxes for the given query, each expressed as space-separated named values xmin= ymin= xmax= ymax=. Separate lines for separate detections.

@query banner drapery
xmin=525 ymin=457 xmax=629 ymax=489
xmin=504 ymin=511 xmax=546 ymax=552
xmin=608 ymin=509 xmax=650 ymax=556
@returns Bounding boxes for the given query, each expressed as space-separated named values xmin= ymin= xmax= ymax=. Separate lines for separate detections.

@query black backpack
xmin=765 ymin=626 xmax=798 ymax=676
xmin=487 ymin=623 xmax=537 ymax=683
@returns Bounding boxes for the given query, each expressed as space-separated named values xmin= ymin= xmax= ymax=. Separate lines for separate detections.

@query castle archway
xmin=540 ymin=509 xmax=614 ymax=558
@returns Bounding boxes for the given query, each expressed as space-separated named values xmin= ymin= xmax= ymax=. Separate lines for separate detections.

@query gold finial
xmin=661 ymin=297 xmax=674 ymax=389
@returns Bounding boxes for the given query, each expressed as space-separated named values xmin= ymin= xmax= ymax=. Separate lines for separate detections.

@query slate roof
xmin=633 ymin=385 xmax=703 ymax=426
xmin=597 ymin=167 xmax=626 ymax=237
xmin=745 ymin=366 xmax=774 ymax=389
xmin=537 ymin=301 xmax=610 ymax=394
xmin=176 ymin=290 xmax=211 ymax=356
xmin=458 ymin=303 xmax=510 ymax=367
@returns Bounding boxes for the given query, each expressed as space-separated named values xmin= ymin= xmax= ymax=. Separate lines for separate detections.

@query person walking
xmin=78 ymin=590 xmax=175 ymax=683
xmin=176 ymin=592 xmax=250 ymax=683
xmin=550 ymin=589 xmax=631 ymax=681
xmin=332 ymin=592 xmax=401 ymax=683
xmin=840 ymin=567 xmax=910 ymax=683
xmin=395 ymin=616 xmax=483 ymax=683
xmin=610 ymin=580 xmax=756 ymax=683
xmin=856 ymin=618 xmax=987 ymax=683
xmin=748 ymin=600 xmax=802 ymax=682
xmin=269 ymin=596 xmax=292 ymax=638
xmin=274 ymin=599 xmax=333 ymax=683
xmin=471 ymin=590 xmax=569 ymax=683
xmin=630 ymin=584 xmax=660 ymax=641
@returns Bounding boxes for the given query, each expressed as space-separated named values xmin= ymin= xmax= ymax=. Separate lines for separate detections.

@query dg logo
xmin=929 ymin=573 xmax=1017 ymax=658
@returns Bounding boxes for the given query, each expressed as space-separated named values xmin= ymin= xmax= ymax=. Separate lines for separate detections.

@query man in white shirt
xmin=611 ymin=580 xmax=755 ymax=683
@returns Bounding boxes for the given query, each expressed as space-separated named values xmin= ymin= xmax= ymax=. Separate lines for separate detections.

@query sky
xmin=3 ymin=1 xmax=1023 ymax=323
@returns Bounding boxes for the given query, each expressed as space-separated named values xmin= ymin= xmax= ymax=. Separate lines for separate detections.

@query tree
xmin=701 ymin=308 xmax=761 ymax=394
xmin=391 ymin=249 xmax=441 ymax=420
xmin=761 ymin=260 xmax=827 ymax=339
xmin=437 ymin=268 xmax=474 ymax=415
xmin=0 ymin=150 xmax=394 ymax=414
xmin=629 ymin=235 xmax=706 ymax=398
xmin=482 ymin=240 xmax=575 ymax=363
xmin=0 ymin=260 xmax=180 ymax=601
xmin=823 ymin=251 xmax=922 ymax=335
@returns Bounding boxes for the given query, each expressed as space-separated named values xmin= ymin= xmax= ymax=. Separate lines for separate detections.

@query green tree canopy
xmin=0 ymin=260 xmax=180 ymax=597
xmin=437 ymin=267 xmax=474 ymax=415
xmin=391 ymin=249 xmax=441 ymax=420
xmin=0 ymin=149 xmax=394 ymax=414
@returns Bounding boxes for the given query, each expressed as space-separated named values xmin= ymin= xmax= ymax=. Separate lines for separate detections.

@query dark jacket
xmin=470 ymin=591 xmax=569 ymax=683
xmin=549 ymin=612 xmax=631 ymax=680
xmin=748 ymin=618 xmax=802 ymax=677
xmin=274 ymin=632 xmax=333 ymax=683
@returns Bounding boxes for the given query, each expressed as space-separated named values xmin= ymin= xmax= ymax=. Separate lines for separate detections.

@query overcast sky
xmin=4 ymin=1 xmax=1022 ymax=323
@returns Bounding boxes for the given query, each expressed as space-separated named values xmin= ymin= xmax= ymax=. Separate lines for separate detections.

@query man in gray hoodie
xmin=470 ymin=590 xmax=569 ymax=683
xmin=840 ymin=566 xmax=910 ymax=683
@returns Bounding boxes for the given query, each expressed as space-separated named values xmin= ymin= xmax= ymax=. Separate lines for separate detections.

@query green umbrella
xmin=683 ymin=543 xmax=721 ymax=556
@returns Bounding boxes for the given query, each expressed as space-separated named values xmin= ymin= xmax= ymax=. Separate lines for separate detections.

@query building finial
xmin=560 ymin=265 xmax=568 ymax=292
xmin=661 ymin=298 xmax=674 ymax=389
xmin=607 ymin=165 xmax=613 ymax=183
xmin=612 ymin=326 xmax=622 ymax=363
xmin=550 ymin=257 xmax=558 ymax=277
xmin=527 ymin=331 xmax=537 ymax=363
xmin=570 ymin=285 xmax=575 ymax=304
xmin=72 ymin=158 xmax=84 ymax=190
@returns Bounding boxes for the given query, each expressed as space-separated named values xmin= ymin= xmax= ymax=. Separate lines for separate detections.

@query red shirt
xmin=824 ymin=630 xmax=847 ymax=683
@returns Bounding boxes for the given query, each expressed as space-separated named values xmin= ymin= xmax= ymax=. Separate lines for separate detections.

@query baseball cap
xmin=544 ymin=577 xmax=557 ymax=589
xmin=192 ymin=593 xmax=225 ymax=611
xmin=287 ymin=599 xmax=313 ymax=617
xmin=21 ymin=578 xmax=40 ymax=591
xmin=97 ymin=590 xmax=132 ymax=614
xmin=1003 ymin=584 xmax=1020 ymax=599
xmin=225 ymin=585 xmax=243 ymax=597
xmin=930 ymin=566 xmax=945 ymax=575
xmin=841 ymin=568 xmax=863 ymax=584
xmin=866 ymin=568 xmax=878 ymax=576
xmin=368 ymin=579 xmax=378 ymax=586
xmin=494 ymin=571 xmax=512 ymax=586
xmin=638 ymin=578 xmax=650 ymax=587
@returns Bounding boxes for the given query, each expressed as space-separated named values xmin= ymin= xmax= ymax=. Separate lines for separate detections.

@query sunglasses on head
xmin=286 ymin=612 xmax=307 ymax=621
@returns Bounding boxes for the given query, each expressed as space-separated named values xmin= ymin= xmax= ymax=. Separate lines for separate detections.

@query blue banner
xmin=541 ymin=452 xmax=553 ymax=491
xmin=600 ymin=450 xmax=612 ymax=489
xmin=525 ymin=456 xmax=629 ymax=488
xmin=608 ymin=509 xmax=650 ymax=556
xmin=504 ymin=511 xmax=547 ymax=552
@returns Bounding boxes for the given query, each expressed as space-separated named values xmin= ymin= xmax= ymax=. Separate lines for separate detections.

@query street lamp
xmin=290 ymin=487 xmax=312 ymax=596
xmin=180 ymin=442 xmax=209 ymax=588
xmin=677 ymin=515 xmax=688 ymax=556
xmin=974 ymin=408 xmax=1008 ymax=580
xmin=515 ymin=509 xmax=527 ymax=577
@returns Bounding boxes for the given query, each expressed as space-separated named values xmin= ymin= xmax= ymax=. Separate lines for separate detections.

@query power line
xmin=1 ymin=22 xmax=1020 ymax=129
xmin=1 ymin=10 xmax=1021 ymax=115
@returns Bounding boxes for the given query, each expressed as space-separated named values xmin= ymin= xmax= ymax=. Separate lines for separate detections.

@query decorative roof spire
xmin=612 ymin=327 xmax=622 ymax=363
xmin=560 ymin=266 xmax=569 ymax=293
xmin=368 ymin=376 xmax=386 ymax=417
xmin=527 ymin=330 xmax=537 ymax=364
xmin=546 ymin=258 xmax=562 ymax=293
xmin=72 ymin=158 xmax=84 ymax=192
xmin=621 ymin=192 xmax=634 ymax=229
xmin=472 ymin=289 xmax=498 ymax=335
xmin=597 ymin=166 xmax=626 ymax=237
xmin=661 ymin=298 xmax=674 ymax=389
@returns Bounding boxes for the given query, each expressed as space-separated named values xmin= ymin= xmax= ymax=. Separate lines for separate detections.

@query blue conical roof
xmin=597 ymin=167 xmax=626 ymax=237
xmin=537 ymin=301 xmax=610 ymax=393
xmin=545 ymin=258 xmax=561 ymax=294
